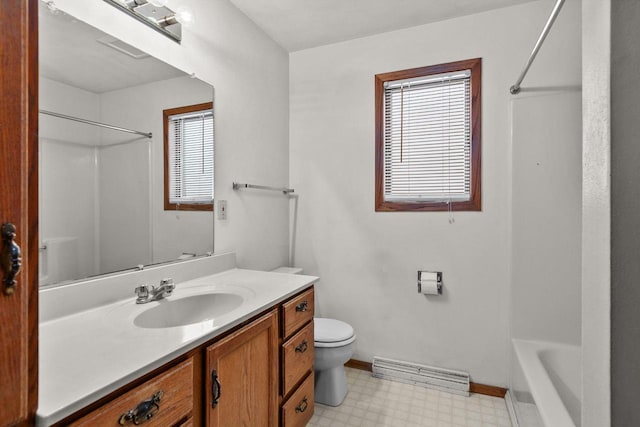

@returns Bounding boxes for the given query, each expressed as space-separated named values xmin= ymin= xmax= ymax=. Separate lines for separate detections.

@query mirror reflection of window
xmin=164 ymin=102 xmax=214 ymax=211
xmin=38 ymin=1 xmax=215 ymax=287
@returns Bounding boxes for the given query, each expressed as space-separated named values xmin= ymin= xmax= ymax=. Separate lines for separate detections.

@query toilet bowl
xmin=314 ymin=317 xmax=356 ymax=406
xmin=271 ymin=267 xmax=356 ymax=406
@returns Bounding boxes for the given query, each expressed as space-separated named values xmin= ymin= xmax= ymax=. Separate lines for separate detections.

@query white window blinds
xmin=383 ymin=70 xmax=471 ymax=202
xmin=168 ymin=109 xmax=214 ymax=204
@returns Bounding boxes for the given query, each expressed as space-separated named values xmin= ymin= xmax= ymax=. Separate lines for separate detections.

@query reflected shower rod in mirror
xmin=38 ymin=0 xmax=214 ymax=289
xmin=232 ymin=182 xmax=295 ymax=195
xmin=39 ymin=110 xmax=153 ymax=138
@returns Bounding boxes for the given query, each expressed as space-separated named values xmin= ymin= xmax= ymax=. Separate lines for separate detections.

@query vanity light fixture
xmin=42 ymin=0 xmax=60 ymax=14
xmin=103 ymin=0 xmax=194 ymax=43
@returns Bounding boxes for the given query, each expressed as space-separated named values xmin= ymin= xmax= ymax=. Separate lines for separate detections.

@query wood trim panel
xmin=163 ymin=102 xmax=214 ymax=212
xmin=0 ymin=1 xmax=39 ymax=425
xmin=344 ymin=359 xmax=373 ymax=372
xmin=374 ymin=58 xmax=482 ymax=212
xmin=27 ymin=0 xmax=40 ymax=419
xmin=345 ymin=359 xmax=506 ymax=398
xmin=469 ymin=382 xmax=508 ymax=398
xmin=191 ymin=350 xmax=203 ymax=427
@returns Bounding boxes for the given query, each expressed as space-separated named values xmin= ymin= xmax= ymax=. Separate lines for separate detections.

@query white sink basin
xmin=134 ymin=292 xmax=244 ymax=328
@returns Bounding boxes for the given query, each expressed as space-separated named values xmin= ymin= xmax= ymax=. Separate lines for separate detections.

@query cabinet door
xmin=206 ymin=310 xmax=279 ymax=427
xmin=0 ymin=1 xmax=39 ymax=426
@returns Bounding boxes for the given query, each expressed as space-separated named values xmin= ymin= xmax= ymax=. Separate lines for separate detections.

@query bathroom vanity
xmin=37 ymin=255 xmax=316 ymax=427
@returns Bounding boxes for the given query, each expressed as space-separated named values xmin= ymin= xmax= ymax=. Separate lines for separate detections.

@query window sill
xmin=164 ymin=202 xmax=213 ymax=212
xmin=374 ymin=198 xmax=481 ymax=212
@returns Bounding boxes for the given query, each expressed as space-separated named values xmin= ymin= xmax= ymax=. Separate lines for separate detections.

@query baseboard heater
xmin=372 ymin=357 xmax=470 ymax=397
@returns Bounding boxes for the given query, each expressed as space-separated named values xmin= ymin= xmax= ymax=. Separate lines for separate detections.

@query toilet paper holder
xmin=417 ymin=271 xmax=442 ymax=295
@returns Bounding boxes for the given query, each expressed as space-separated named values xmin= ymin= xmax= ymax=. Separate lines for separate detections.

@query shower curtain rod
xmin=510 ymin=0 xmax=566 ymax=95
xmin=39 ymin=110 xmax=152 ymax=138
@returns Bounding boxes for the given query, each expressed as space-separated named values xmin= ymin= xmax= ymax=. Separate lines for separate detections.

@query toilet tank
xmin=271 ymin=267 xmax=303 ymax=274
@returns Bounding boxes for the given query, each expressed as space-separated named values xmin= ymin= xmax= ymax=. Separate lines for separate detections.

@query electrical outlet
xmin=217 ymin=200 xmax=227 ymax=220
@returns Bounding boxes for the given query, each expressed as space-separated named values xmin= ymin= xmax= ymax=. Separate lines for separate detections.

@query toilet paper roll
xmin=418 ymin=279 xmax=441 ymax=295
xmin=419 ymin=271 xmax=439 ymax=281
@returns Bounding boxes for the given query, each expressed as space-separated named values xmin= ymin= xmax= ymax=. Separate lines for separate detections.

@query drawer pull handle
xmin=295 ymin=340 xmax=308 ymax=353
xmin=1 ymin=223 xmax=21 ymax=296
xmin=211 ymin=369 xmax=222 ymax=408
xmin=295 ymin=300 xmax=308 ymax=312
xmin=118 ymin=390 xmax=164 ymax=425
xmin=295 ymin=397 xmax=308 ymax=413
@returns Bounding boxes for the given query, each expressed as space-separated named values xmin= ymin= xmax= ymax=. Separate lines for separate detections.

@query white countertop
xmin=37 ymin=268 xmax=317 ymax=426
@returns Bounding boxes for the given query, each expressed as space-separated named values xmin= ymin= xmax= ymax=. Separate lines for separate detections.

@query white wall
xmin=510 ymin=91 xmax=582 ymax=345
xmin=53 ymin=0 xmax=291 ymax=270
xmin=290 ymin=0 xmax=581 ymax=386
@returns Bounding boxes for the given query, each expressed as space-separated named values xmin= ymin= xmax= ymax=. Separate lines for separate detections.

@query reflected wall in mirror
xmin=38 ymin=3 xmax=214 ymax=287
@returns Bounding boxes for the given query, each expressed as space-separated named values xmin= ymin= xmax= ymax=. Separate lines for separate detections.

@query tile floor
xmin=308 ymin=368 xmax=513 ymax=427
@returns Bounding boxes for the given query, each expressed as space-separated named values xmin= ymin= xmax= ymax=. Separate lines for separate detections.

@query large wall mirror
xmin=38 ymin=3 xmax=214 ymax=287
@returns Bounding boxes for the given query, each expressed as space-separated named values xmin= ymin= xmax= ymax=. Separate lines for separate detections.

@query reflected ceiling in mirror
xmin=38 ymin=3 xmax=214 ymax=288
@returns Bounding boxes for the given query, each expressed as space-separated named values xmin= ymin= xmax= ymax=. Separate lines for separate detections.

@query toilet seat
xmin=314 ymin=318 xmax=356 ymax=348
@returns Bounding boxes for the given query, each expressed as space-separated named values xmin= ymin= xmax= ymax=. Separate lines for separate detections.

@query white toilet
xmin=272 ymin=267 xmax=356 ymax=406
xmin=314 ymin=317 xmax=356 ymax=406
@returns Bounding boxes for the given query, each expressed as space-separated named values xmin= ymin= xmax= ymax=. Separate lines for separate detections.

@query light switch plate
xmin=217 ymin=200 xmax=227 ymax=220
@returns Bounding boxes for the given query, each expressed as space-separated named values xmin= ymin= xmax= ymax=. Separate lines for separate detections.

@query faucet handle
xmin=135 ymin=284 xmax=150 ymax=299
xmin=160 ymin=278 xmax=174 ymax=295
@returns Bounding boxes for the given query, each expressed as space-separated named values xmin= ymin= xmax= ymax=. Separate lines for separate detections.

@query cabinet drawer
xmin=282 ymin=321 xmax=314 ymax=397
xmin=281 ymin=372 xmax=314 ymax=427
xmin=282 ymin=287 xmax=314 ymax=339
xmin=70 ymin=358 xmax=193 ymax=427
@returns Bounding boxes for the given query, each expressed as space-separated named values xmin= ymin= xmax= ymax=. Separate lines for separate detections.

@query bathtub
xmin=512 ymin=339 xmax=582 ymax=427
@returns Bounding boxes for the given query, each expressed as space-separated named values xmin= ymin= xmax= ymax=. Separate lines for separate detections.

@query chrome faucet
xmin=135 ymin=278 xmax=175 ymax=304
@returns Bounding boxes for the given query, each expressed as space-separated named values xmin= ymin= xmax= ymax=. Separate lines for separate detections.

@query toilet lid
xmin=314 ymin=318 xmax=354 ymax=343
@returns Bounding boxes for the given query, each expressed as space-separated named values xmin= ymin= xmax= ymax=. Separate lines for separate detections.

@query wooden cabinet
xmin=70 ymin=358 xmax=194 ymax=427
xmin=280 ymin=288 xmax=315 ymax=427
xmin=55 ymin=286 xmax=315 ymax=427
xmin=205 ymin=309 xmax=279 ymax=427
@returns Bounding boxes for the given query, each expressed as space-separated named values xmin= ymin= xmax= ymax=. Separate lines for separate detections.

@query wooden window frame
xmin=163 ymin=102 xmax=214 ymax=212
xmin=375 ymin=58 xmax=482 ymax=212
